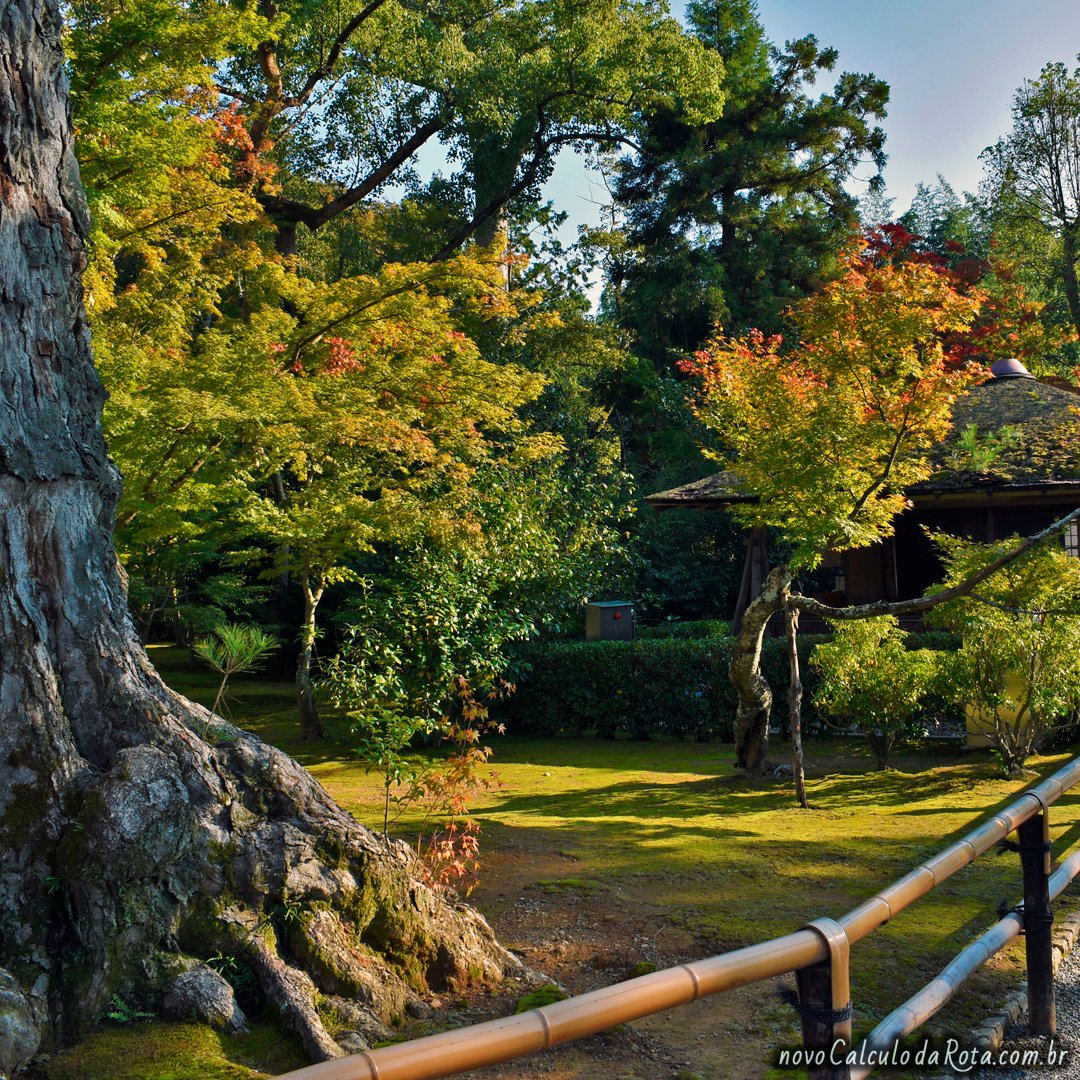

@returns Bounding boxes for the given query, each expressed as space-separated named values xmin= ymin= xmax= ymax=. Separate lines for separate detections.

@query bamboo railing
xmin=276 ymin=754 xmax=1080 ymax=1080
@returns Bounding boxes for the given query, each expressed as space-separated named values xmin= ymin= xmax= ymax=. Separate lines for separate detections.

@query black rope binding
xmin=779 ymin=987 xmax=854 ymax=1024
xmin=1024 ymin=907 xmax=1055 ymax=931
xmin=994 ymin=899 xmax=1054 ymax=933
xmin=996 ymin=838 xmax=1052 ymax=856
xmin=997 ymin=899 xmax=1024 ymax=922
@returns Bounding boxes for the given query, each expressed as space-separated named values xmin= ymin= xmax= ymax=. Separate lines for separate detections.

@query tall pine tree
xmin=607 ymin=0 xmax=888 ymax=365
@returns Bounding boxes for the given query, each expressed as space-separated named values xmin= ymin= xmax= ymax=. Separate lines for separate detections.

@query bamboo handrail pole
xmin=276 ymin=931 xmax=827 ymax=1080
xmin=842 ymin=810 xmax=1023 ymax=943
xmin=842 ymin=754 xmax=1080 ymax=945
xmin=847 ymin=849 xmax=1080 ymax=1080
xmin=849 ymin=918 xmax=1023 ymax=1080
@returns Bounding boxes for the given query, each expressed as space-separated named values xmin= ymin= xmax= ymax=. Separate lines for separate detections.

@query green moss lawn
xmin=37 ymin=646 xmax=1080 ymax=1079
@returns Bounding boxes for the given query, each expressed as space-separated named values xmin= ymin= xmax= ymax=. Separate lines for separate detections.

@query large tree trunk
xmin=0 ymin=1 xmax=523 ymax=1072
xmin=730 ymin=566 xmax=790 ymax=774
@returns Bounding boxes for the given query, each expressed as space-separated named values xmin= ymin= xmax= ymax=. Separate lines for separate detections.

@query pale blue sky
xmin=544 ymin=0 xmax=1080 ymax=241
xmin=758 ymin=0 xmax=1080 ymax=211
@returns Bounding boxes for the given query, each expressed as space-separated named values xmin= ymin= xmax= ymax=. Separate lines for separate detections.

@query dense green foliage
xmin=981 ymin=61 xmax=1080 ymax=347
xmin=636 ymin=619 xmax=732 ymax=639
xmin=502 ymin=630 xmax=962 ymax=744
xmin=67 ymin=0 xmax=1080 ymax=751
xmin=930 ymin=537 xmax=1080 ymax=774
xmin=593 ymin=0 xmax=891 ymax=623
xmin=811 ymin=618 xmax=942 ymax=768
xmin=607 ymin=0 xmax=888 ymax=360
xmin=69 ymin=0 xmax=704 ymax=731
xmin=682 ymin=249 xmax=983 ymax=568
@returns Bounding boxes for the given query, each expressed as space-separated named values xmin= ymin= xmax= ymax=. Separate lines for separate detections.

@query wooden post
xmin=796 ymin=918 xmax=852 ymax=1080
xmin=786 ymin=605 xmax=809 ymax=808
xmin=1019 ymin=809 xmax=1055 ymax=1034
xmin=731 ymin=533 xmax=756 ymax=637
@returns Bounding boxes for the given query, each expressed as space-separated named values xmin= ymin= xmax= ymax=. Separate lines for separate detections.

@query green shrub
xmin=930 ymin=536 xmax=1080 ymax=775
xmin=810 ymin=618 xmax=942 ymax=768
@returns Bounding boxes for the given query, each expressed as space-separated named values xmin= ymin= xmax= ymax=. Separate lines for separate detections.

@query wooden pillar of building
xmin=732 ymin=526 xmax=770 ymax=636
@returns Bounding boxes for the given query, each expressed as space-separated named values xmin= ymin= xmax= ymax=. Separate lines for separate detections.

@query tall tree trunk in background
xmin=1062 ymin=227 xmax=1080 ymax=341
xmin=297 ymin=574 xmax=325 ymax=739
xmin=0 ymin=1 xmax=522 ymax=1070
xmin=471 ymin=135 xmax=527 ymax=251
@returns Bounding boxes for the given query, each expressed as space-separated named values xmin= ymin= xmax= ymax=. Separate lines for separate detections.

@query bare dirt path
xmin=440 ymin=821 xmax=796 ymax=1080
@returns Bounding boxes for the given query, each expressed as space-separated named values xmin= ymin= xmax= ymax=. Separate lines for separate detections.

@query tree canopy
xmin=681 ymin=244 xmax=983 ymax=567
xmin=982 ymin=61 xmax=1080 ymax=342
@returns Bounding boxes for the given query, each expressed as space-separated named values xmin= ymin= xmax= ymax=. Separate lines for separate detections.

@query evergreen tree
xmin=607 ymin=0 xmax=888 ymax=365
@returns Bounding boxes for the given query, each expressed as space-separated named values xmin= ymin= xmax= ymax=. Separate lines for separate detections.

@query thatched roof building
xmin=646 ymin=359 xmax=1080 ymax=627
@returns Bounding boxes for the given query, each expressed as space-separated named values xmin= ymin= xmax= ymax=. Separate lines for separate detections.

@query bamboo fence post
xmin=796 ymin=918 xmax=852 ymax=1080
xmin=1019 ymin=808 xmax=1056 ymax=1034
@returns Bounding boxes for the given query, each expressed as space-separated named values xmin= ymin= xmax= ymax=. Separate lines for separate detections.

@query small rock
xmin=772 ymin=764 xmax=794 ymax=779
xmin=0 ymin=968 xmax=40 ymax=1078
xmin=325 ymin=996 xmax=396 ymax=1043
xmin=405 ymin=997 xmax=433 ymax=1020
xmin=162 ymin=965 xmax=247 ymax=1033
xmin=336 ymin=1031 xmax=371 ymax=1055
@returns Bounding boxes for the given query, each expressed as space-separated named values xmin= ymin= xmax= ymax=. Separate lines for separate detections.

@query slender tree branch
xmin=115 ymin=201 xmax=230 ymax=241
xmin=287 ymin=270 xmax=455 ymax=366
xmin=792 ymin=505 xmax=1080 ymax=620
xmin=117 ymin=439 xmax=223 ymax=528
xmin=433 ymin=127 xmax=633 ymax=260
xmin=287 ymin=0 xmax=391 ymax=108
xmin=966 ymin=592 xmax=1080 ymax=618
xmin=259 ymin=115 xmax=445 ymax=231
xmin=215 ymin=83 xmax=260 ymax=105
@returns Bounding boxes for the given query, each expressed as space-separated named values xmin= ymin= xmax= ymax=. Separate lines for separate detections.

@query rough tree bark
xmin=0 ymin=1 xmax=525 ymax=1072
xmin=784 ymin=606 xmax=809 ymax=809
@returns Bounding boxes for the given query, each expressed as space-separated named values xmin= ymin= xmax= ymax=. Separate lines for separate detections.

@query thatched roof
xmin=646 ymin=362 xmax=1080 ymax=511
xmin=645 ymin=469 xmax=756 ymax=510
xmin=912 ymin=373 xmax=1080 ymax=494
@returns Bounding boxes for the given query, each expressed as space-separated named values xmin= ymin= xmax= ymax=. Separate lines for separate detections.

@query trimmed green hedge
xmin=636 ymin=619 xmax=732 ymax=640
xmin=499 ymin=631 xmax=961 ymax=741
xmin=499 ymin=635 xmax=827 ymax=741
